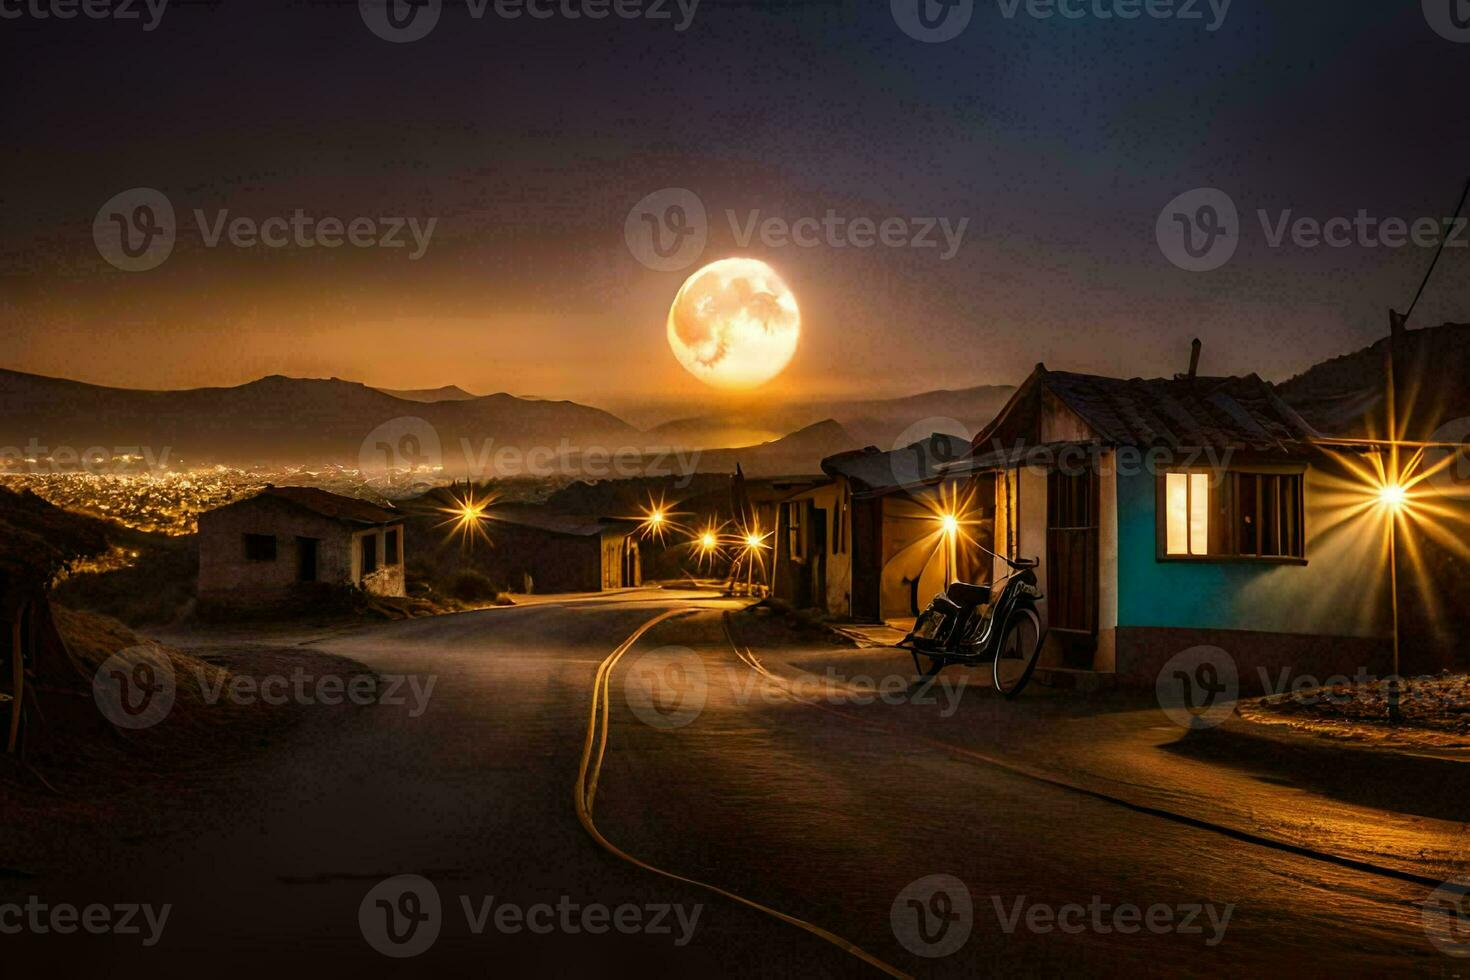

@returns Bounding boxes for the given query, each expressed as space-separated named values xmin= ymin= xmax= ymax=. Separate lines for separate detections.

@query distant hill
xmin=647 ymin=384 xmax=1015 ymax=450
xmin=632 ymin=419 xmax=861 ymax=479
xmin=1279 ymin=322 xmax=1470 ymax=436
xmin=0 ymin=369 xmax=637 ymax=473
xmin=373 ymin=384 xmax=479 ymax=403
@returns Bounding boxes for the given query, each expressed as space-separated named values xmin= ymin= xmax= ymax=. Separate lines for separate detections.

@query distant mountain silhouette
xmin=373 ymin=384 xmax=479 ymax=403
xmin=0 ymin=368 xmax=1008 ymax=479
xmin=0 ymin=369 xmax=637 ymax=471
xmin=647 ymin=384 xmax=1015 ymax=450
xmin=629 ymin=419 xmax=860 ymax=478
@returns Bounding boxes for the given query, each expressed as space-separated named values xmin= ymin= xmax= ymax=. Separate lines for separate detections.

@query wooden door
xmin=1046 ymin=468 xmax=1098 ymax=635
xmin=850 ymin=497 xmax=882 ymax=622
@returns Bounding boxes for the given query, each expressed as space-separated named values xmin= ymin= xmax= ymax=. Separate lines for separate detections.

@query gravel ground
xmin=1238 ymin=673 xmax=1470 ymax=750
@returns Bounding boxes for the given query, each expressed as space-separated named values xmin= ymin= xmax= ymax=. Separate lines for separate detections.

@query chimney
xmin=1187 ymin=338 xmax=1202 ymax=380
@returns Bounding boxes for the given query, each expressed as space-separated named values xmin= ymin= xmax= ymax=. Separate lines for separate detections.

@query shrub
xmin=445 ymin=569 xmax=500 ymax=602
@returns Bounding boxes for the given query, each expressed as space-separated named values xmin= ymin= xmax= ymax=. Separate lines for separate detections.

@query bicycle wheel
xmin=992 ymin=607 xmax=1042 ymax=699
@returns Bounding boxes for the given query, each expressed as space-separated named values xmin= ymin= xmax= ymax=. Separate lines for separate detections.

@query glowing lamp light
xmin=700 ymin=532 xmax=717 ymax=550
xmin=745 ymin=533 xmax=762 ymax=550
xmin=940 ymin=513 xmax=959 ymax=535
xmin=1377 ymin=484 xmax=1407 ymax=510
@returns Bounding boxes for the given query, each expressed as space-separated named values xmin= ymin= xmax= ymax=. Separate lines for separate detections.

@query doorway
xmin=296 ymin=537 xmax=319 ymax=583
xmin=1046 ymin=468 xmax=1099 ymax=644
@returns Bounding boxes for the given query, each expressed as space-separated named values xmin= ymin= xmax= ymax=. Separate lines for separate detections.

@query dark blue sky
xmin=4 ymin=0 xmax=1468 ymax=416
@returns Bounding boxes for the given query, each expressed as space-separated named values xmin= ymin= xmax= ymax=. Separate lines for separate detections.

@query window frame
xmin=784 ymin=501 xmax=807 ymax=562
xmin=243 ymin=533 xmax=277 ymax=562
xmin=1155 ymin=465 xmax=1308 ymax=566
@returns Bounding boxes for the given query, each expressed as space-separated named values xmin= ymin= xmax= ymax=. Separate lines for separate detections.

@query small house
xmin=481 ymin=507 xmax=642 ymax=594
xmin=766 ymin=433 xmax=987 ymax=621
xmin=197 ymin=486 xmax=407 ymax=604
xmin=952 ymin=361 xmax=1393 ymax=689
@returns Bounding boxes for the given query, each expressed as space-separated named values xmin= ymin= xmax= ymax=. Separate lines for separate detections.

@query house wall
xmin=770 ymin=488 xmax=840 ymax=612
xmin=600 ymin=530 xmax=639 ymax=590
xmin=198 ymin=499 xmax=356 ymax=600
xmin=991 ymin=464 xmax=1066 ymax=665
xmin=878 ymin=490 xmax=947 ymax=620
xmin=1112 ymin=463 xmax=1392 ymax=688
xmin=823 ymin=482 xmax=853 ymax=617
xmin=486 ymin=525 xmax=615 ymax=594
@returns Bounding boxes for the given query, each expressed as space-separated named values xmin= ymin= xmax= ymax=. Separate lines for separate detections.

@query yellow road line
xmin=575 ymin=607 xmax=910 ymax=980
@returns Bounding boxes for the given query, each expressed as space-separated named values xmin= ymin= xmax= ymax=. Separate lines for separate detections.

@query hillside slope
xmin=1279 ymin=322 xmax=1470 ymax=435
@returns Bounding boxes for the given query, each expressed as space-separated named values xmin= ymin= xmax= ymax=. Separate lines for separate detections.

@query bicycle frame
xmin=901 ymin=548 xmax=1045 ymax=674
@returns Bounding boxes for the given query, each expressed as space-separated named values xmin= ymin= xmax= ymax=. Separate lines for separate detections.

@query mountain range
xmin=0 ymin=370 xmax=634 ymax=473
xmin=0 ymin=368 xmax=999 ymax=478
xmin=8 ymin=322 xmax=1460 ymax=481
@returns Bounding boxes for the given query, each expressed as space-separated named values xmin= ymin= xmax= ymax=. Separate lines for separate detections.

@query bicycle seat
xmin=944 ymin=581 xmax=991 ymax=608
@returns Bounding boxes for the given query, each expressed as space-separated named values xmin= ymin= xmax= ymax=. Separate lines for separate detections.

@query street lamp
xmin=435 ymin=485 xmax=494 ymax=547
xmin=738 ymin=527 xmax=767 ymax=596
xmin=1378 ymin=481 xmax=1407 ymax=724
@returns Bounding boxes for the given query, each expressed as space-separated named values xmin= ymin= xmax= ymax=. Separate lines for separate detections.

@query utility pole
xmin=1385 ymin=309 xmax=1405 ymax=725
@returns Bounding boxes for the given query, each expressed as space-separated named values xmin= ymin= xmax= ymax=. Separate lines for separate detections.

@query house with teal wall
xmin=952 ymin=361 xmax=1394 ymax=691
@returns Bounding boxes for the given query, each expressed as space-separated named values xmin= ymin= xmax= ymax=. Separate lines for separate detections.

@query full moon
xmin=666 ymin=257 xmax=800 ymax=390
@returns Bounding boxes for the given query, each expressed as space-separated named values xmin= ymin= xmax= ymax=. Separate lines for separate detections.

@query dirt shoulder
xmin=1 ymin=608 xmax=381 ymax=875
xmin=1236 ymin=673 xmax=1470 ymax=755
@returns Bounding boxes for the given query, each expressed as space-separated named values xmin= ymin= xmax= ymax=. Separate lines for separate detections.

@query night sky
xmin=4 ymin=0 xmax=1469 ymax=422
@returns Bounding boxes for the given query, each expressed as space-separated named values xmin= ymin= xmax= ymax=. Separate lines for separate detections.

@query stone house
xmin=197 ymin=486 xmax=407 ymax=603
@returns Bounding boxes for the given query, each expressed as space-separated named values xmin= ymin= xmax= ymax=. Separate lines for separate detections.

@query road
xmin=3 ymin=588 xmax=1461 ymax=976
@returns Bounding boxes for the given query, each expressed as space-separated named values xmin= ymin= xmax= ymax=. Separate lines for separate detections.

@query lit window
xmin=1165 ymin=473 xmax=1210 ymax=556
xmin=1161 ymin=470 xmax=1305 ymax=560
